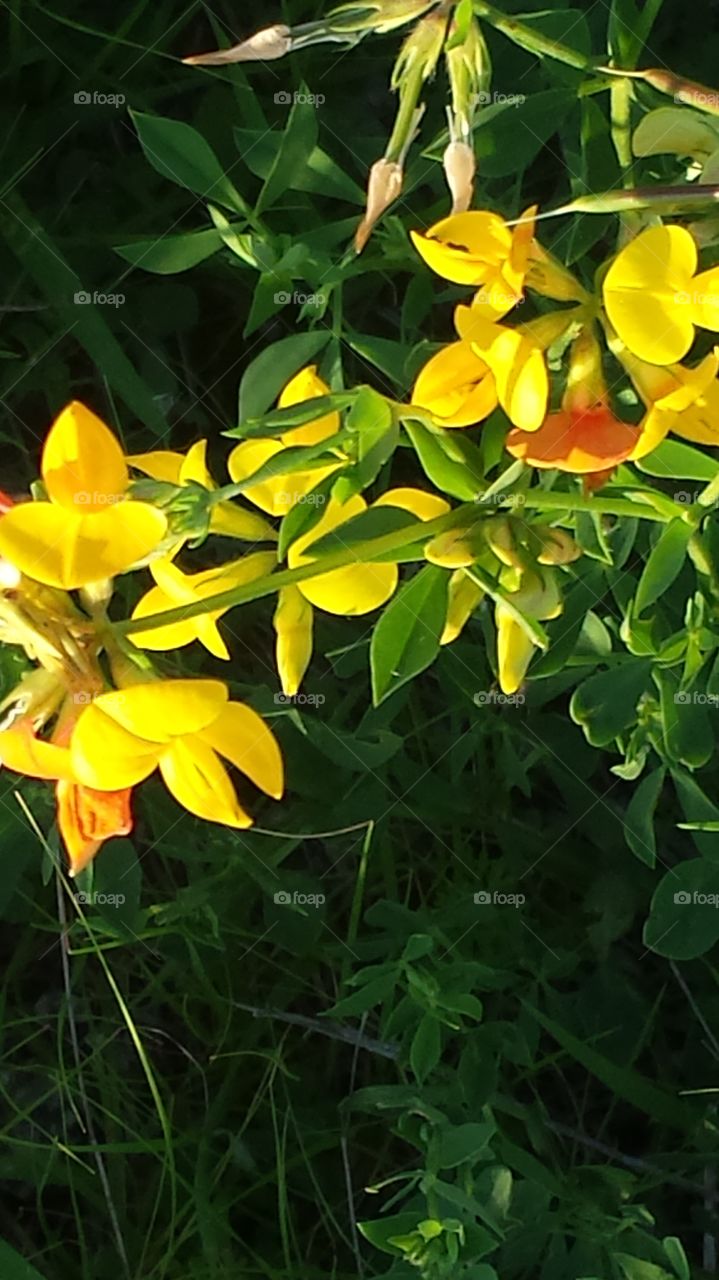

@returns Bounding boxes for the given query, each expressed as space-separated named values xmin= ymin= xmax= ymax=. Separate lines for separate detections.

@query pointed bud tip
xmin=443 ymin=140 xmax=476 ymax=215
xmin=354 ymin=159 xmax=404 ymax=253
xmin=183 ymin=24 xmax=292 ymax=66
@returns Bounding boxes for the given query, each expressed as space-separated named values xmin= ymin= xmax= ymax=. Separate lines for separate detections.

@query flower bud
xmin=443 ymin=139 xmax=476 ymax=213
xmin=183 ymin=24 xmax=291 ymax=66
xmin=355 ymin=158 xmax=404 ymax=252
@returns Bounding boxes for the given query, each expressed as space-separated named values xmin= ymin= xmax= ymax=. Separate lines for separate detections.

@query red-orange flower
xmin=56 ymin=781 xmax=133 ymax=877
xmin=506 ymin=403 xmax=640 ymax=474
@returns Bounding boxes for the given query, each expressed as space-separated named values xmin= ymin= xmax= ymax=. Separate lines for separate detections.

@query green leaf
xmin=114 ymin=228 xmax=224 ymax=274
xmin=237 ymin=332 xmax=330 ymax=424
xmin=131 ymin=111 xmax=247 ymax=214
xmin=635 ymin=439 xmax=719 ymax=483
xmin=635 ymin=520 xmax=693 ymax=614
xmin=436 ymin=1122 xmax=496 ymax=1169
xmin=570 ymin=660 xmax=652 ymax=747
xmin=235 ymin=127 xmax=365 ymax=203
xmin=233 ymin=393 xmax=355 ymax=439
xmin=359 ymin=1213 xmax=425 ymax=1256
xmin=404 ymin=419 xmax=483 ymax=501
xmin=371 ymin=565 xmax=449 ymax=705
xmin=410 ymin=1013 xmax=442 ymax=1082
xmin=256 ymin=93 xmax=319 ymax=216
xmin=308 ymin=505 xmax=420 ymax=557
xmin=643 ymin=858 xmax=719 ymax=959
xmin=662 ymin=1237 xmax=690 ymax=1280
xmin=278 ymin=476 xmax=337 ymax=560
xmin=335 ymin=387 xmax=398 ymax=498
xmin=672 ymin=770 xmax=719 ymax=860
xmin=4 ymin=194 xmax=166 ymax=434
xmin=523 ymin=1003 xmax=696 ymax=1129
xmin=656 ymin=671 xmax=714 ymax=769
xmin=614 ymin=1256 xmax=674 ymax=1280
xmin=475 ymin=90 xmax=575 ymax=179
xmin=92 ymin=838 xmax=143 ymax=938
xmin=624 ymin=768 xmax=665 ymax=868
xmin=0 ymin=1240 xmax=47 ymax=1280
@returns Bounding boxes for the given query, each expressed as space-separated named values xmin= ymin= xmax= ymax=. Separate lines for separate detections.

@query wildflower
xmin=506 ymin=326 xmax=641 ymax=472
xmin=602 ymin=224 xmax=719 ymax=365
xmin=410 ymin=207 xmax=536 ymax=314
xmin=612 ymin=345 xmax=719 ymax=456
xmin=496 ymin=571 xmax=562 ymax=695
xmin=129 ymin=439 xmax=274 ymax=542
xmin=277 ymin=488 xmax=448 ymax=691
xmin=227 ymin=366 xmax=343 ymax=516
xmin=454 ymin=305 xmax=550 ymax=432
xmin=0 ymin=402 xmax=167 ymax=590
xmin=130 ymin=551 xmax=277 ymax=659
xmin=70 ymin=680 xmax=283 ymax=829
xmin=412 ymin=340 xmax=497 ymax=427
xmin=440 ymin=571 xmax=484 ymax=645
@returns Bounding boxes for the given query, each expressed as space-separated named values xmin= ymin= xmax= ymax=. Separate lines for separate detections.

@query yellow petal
xmin=228 ymin=439 xmax=338 ymax=517
xmin=691 ymin=266 xmax=719 ymax=333
xmin=159 ymin=737 xmax=253 ymax=827
xmin=128 ymin=450 xmax=184 ymax=484
xmin=131 ymin=586 xmax=215 ymax=654
xmin=496 ymin=604 xmax=535 ymax=695
xmin=42 ymin=402 xmax=128 ymax=512
xmin=410 ymin=212 xmax=512 ymax=285
xmin=93 ymin=679 xmax=228 ymax=742
xmin=209 ymin=502 xmax=277 ymax=541
xmin=0 ymin=501 xmax=167 ymax=590
xmin=289 ymin=495 xmax=398 ymax=615
xmin=411 ymin=341 xmax=497 ymax=427
xmin=632 ymin=107 xmax=719 ymax=160
xmin=71 ymin=705 xmax=161 ymax=789
xmin=603 ymin=225 xmax=697 ymax=364
xmin=0 ymin=727 xmax=75 ymax=781
xmin=457 ymin=311 xmax=548 ymax=431
xmin=198 ymin=701 xmax=284 ymax=798
xmin=278 ymin=365 xmax=340 ymax=447
xmin=179 ymin=440 xmax=213 ymax=488
xmin=441 ymin=571 xmax=484 ymax=644
xmin=374 ymin=488 xmax=451 ymax=521
xmin=274 ymin=586 xmax=313 ymax=696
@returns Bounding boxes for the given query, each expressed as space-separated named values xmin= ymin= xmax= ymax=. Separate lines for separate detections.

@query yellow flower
xmin=227 ymin=366 xmax=343 ymax=516
xmin=440 ymin=570 xmax=484 ymax=645
xmin=70 ymin=680 xmax=283 ymax=829
xmin=130 ymin=551 xmax=276 ymax=659
xmin=0 ymin=722 xmax=133 ymax=876
xmin=602 ymin=224 xmax=719 ymax=365
xmin=410 ymin=208 xmax=536 ymax=316
xmin=0 ymin=402 xmax=167 ymax=590
xmin=614 ymin=346 xmax=719 ymax=457
xmin=496 ymin=571 xmax=562 ymax=695
xmin=129 ymin=439 xmax=275 ymax=542
xmin=412 ymin=340 xmax=497 ymax=427
xmin=454 ymin=305 xmax=549 ymax=432
xmin=275 ymin=488 xmax=449 ymax=692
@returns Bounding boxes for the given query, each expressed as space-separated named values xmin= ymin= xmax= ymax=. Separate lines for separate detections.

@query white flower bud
xmin=183 ymin=24 xmax=292 ymax=66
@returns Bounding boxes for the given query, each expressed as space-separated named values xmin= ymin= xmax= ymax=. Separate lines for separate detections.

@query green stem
xmin=471 ymin=0 xmax=596 ymax=70
xmin=118 ymin=487 xmax=672 ymax=638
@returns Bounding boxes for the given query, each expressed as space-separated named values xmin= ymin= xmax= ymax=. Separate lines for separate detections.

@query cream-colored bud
xmin=183 ymin=24 xmax=292 ymax=66
xmin=355 ymin=158 xmax=404 ymax=253
xmin=443 ymin=139 xmax=475 ymax=213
